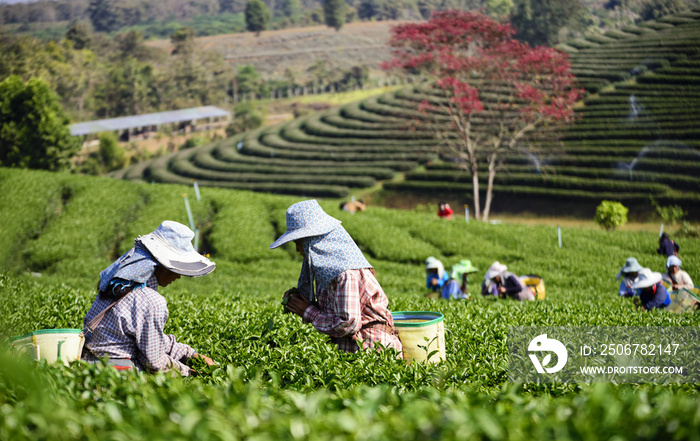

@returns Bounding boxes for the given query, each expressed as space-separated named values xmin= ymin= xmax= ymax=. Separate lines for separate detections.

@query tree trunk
xmin=482 ymin=156 xmax=497 ymax=222
xmin=472 ymin=169 xmax=481 ymax=221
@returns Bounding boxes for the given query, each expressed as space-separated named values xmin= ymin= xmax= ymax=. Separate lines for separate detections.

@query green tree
xmin=358 ymin=0 xmax=381 ymax=19
xmin=280 ymin=0 xmax=302 ymax=22
xmin=0 ymin=75 xmax=80 ymax=171
xmin=158 ymin=45 xmax=229 ymax=110
xmin=245 ymin=0 xmax=271 ymax=36
xmin=485 ymin=0 xmax=513 ymax=19
xmin=510 ymin=0 xmax=585 ymax=46
xmin=65 ymin=23 xmax=93 ymax=50
xmin=94 ymin=58 xmax=157 ymax=117
xmin=225 ymin=101 xmax=265 ymax=136
xmin=595 ymin=200 xmax=629 ymax=231
xmin=170 ymin=27 xmax=196 ymax=55
xmin=323 ymin=0 xmax=346 ymax=31
xmin=235 ymin=65 xmax=262 ymax=95
xmin=98 ymin=132 xmax=127 ymax=171
xmin=87 ymin=0 xmax=119 ymax=33
xmin=639 ymin=0 xmax=689 ymax=21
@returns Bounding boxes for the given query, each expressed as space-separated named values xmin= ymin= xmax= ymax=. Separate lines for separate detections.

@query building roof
xmin=69 ymin=106 xmax=231 ymax=136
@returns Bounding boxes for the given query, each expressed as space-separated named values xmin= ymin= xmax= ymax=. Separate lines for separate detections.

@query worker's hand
xmin=286 ymin=293 xmax=312 ymax=317
xmin=633 ymin=297 xmax=643 ymax=310
xmin=193 ymin=353 xmax=217 ymax=366
xmin=498 ymin=286 xmax=507 ymax=293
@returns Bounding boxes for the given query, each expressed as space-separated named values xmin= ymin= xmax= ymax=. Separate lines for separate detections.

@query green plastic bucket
xmin=10 ymin=329 xmax=85 ymax=366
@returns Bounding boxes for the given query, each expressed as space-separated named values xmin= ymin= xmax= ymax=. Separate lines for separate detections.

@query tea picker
xmin=440 ymin=260 xmax=479 ymax=300
xmin=271 ymin=200 xmax=402 ymax=355
xmin=11 ymin=221 xmax=218 ymax=375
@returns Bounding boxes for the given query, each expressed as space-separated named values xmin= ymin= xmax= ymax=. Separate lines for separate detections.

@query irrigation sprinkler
xmin=183 ymin=194 xmax=195 ymax=231
xmin=464 ymin=205 xmax=469 ymax=223
xmin=194 ymin=228 xmax=200 ymax=251
xmin=193 ymin=180 xmax=201 ymax=201
xmin=558 ymin=226 xmax=562 ymax=248
xmin=659 ymin=223 xmax=664 ymax=238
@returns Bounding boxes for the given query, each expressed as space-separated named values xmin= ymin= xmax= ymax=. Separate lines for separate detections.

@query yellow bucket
xmin=520 ymin=275 xmax=546 ymax=300
xmin=10 ymin=329 xmax=85 ymax=366
xmin=392 ymin=311 xmax=445 ymax=363
xmin=667 ymin=288 xmax=700 ymax=313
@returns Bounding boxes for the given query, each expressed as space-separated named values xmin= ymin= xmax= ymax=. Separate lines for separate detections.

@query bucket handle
xmin=17 ymin=342 xmax=40 ymax=361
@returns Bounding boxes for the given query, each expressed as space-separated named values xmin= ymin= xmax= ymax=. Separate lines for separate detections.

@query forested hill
xmin=3 ymin=0 xmax=699 ymax=42
xmin=114 ymin=6 xmax=700 ymax=217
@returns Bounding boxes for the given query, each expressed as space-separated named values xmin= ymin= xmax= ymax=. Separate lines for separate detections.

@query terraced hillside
xmin=117 ymin=9 xmax=700 ymax=213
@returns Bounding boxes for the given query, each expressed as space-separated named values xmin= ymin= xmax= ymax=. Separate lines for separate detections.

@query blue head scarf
xmin=98 ymin=242 xmax=158 ymax=295
xmin=296 ymin=225 xmax=372 ymax=301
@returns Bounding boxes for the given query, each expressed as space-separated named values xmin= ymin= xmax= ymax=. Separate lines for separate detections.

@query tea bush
xmin=1 ymin=167 xmax=700 ymax=439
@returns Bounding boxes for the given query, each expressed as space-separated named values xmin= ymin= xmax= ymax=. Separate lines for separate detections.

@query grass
xmin=1 ymin=167 xmax=700 ymax=439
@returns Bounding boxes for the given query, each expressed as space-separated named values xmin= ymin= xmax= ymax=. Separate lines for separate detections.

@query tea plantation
xmin=114 ymin=9 xmax=700 ymax=213
xmin=1 ymin=167 xmax=700 ymax=440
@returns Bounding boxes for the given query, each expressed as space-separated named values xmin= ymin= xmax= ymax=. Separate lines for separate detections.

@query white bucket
xmin=10 ymin=329 xmax=85 ymax=366
xmin=392 ymin=311 xmax=445 ymax=364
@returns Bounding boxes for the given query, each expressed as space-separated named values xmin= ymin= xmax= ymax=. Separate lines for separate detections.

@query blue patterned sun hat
xmin=296 ymin=224 xmax=372 ymax=299
xmin=270 ymin=200 xmax=341 ymax=249
xmin=138 ymin=221 xmax=215 ymax=277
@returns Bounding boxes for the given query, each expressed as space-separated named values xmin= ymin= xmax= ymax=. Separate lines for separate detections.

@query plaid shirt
xmin=302 ymin=268 xmax=402 ymax=354
xmin=82 ymin=275 xmax=195 ymax=375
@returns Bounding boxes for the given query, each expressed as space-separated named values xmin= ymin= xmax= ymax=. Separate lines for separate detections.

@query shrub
xmin=181 ymin=135 xmax=207 ymax=149
xmin=595 ymin=200 xmax=628 ymax=231
xmin=225 ymin=102 xmax=265 ymax=137
xmin=654 ymin=203 xmax=687 ymax=226
xmin=677 ymin=221 xmax=700 ymax=238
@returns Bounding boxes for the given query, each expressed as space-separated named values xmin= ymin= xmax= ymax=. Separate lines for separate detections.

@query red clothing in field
xmin=438 ymin=207 xmax=454 ymax=218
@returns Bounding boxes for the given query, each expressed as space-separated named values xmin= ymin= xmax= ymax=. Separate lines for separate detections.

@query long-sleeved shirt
xmin=82 ymin=275 xmax=195 ymax=375
xmin=619 ymin=278 xmax=638 ymax=297
xmin=640 ymin=283 xmax=671 ymax=310
xmin=657 ymin=238 xmax=677 ymax=258
xmin=302 ymin=268 xmax=402 ymax=354
xmin=426 ymin=272 xmax=450 ymax=291
xmin=661 ymin=270 xmax=694 ymax=291
xmin=498 ymin=273 xmax=534 ymax=301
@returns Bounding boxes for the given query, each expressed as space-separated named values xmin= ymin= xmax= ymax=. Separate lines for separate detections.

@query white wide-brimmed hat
xmin=486 ymin=261 xmax=507 ymax=280
xmin=425 ymin=256 xmax=445 ymax=279
xmin=631 ymin=268 xmax=662 ymax=289
xmin=616 ymin=257 xmax=644 ymax=280
xmin=138 ymin=221 xmax=215 ymax=277
xmin=666 ymin=255 xmax=682 ymax=269
xmin=270 ymin=200 xmax=341 ymax=249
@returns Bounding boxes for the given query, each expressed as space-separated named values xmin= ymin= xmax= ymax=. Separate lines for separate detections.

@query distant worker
xmin=437 ymin=201 xmax=454 ymax=220
xmin=340 ymin=199 xmax=366 ymax=214
xmin=662 ymin=255 xmax=694 ymax=291
xmin=632 ymin=268 xmax=670 ymax=310
xmin=657 ymin=232 xmax=679 ymax=258
xmin=271 ymin=200 xmax=401 ymax=354
xmin=616 ymin=257 xmax=643 ymax=297
xmin=82 ymin=221 xmax=217 ymax=375
xmin=440 ymin=260 xmax=479 ymax=300
xmin=483 ymin=261 xmax=535 ymax=301
xmin=425 ymin=257 xmax=449 ymax=298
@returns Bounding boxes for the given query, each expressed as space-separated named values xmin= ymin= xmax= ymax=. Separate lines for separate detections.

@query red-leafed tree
xmin=383 ymin=11 xmax=583 ymax=221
